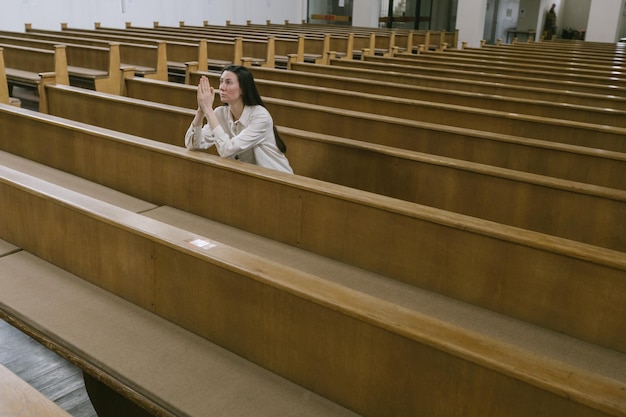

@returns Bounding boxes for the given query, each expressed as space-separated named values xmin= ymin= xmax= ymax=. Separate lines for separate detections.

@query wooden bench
xmin=2 ymin=100 xmax=626 ymax=356
xmin=0 ymin=362 xmax=73 ymax=417
xmin=187 ymin=67 xmax=626 ymax=140
xmin=0 ymin=47 xmax=20 ymax=107
xmin=2 ymin=163 xmax=624 ymax=417
xmin=456 ymin=44 xmax=626 ymax=68
xmin=131 ymin=76 xmax=626 ymax=191
xmin=239 ymin=65 xmax=626 ymax=127
xmin=1 ymin=29 xmax=168 ymax=81
xmin=60 ymin=23 xmax=280 ymax=69
xmin=363 ymin=54 xmax=626 ymax=88
xmin=37 ymin=82 xmax=626 ymax=253
xmin=0 ymin=43 xmax=68 ymax=112
xmin=393 ymin=48 xmax=625 ymax=78
xmin=330 ymin=57 xmax=626 ymax=96
xmin=287 ymin=61 xmax=626 ymax=110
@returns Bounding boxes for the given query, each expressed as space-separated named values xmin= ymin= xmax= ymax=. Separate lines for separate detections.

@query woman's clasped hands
xmin=196 ymin=76 xmax=215 ymax=114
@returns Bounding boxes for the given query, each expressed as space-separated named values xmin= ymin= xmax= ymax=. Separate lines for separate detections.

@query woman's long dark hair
xmin=222 ymin=65 xmax=287 ymax=154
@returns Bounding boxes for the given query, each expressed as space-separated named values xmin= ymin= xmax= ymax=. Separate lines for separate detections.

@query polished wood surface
xmin=1 ymin=103 xmax=625 ymax=356
xmin=40 ymin=82 xmax=626 ymax=252
xmin=1 ymin=159 xmax=623 ymax=417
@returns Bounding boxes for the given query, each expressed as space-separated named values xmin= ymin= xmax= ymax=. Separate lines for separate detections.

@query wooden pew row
xmin=239 ymin=20 xmax=459 ymax=51
xmin=0 ymin=362 xmax=73 ymax=417
xmin=0 ymin=44 xmax=67 ymax=112
xmin=181 ymin=70 xmax=626 ymax=188
xmin=37 ymin=82 xmax=626 ymax=253
xmin=248 ymin=63 xmax=626 ymax=115
xmin=240 ymin=65 xmax=626 ymax=126
xmin=0 ymin=30 xmax=168 ymax=81
xmin=359 ymin=55 xmax=626 ymax=90
xmin=524 ymin=39 xmax=626 ymax=55
xmin=301 ymin=59 xmax=626 ymax=103
xmin=193 ymin=69 xmax=626 ymax=156
xmin=92 ymin=23 xmax=303 ymax=66
xmin=189 ymin=67 xmax=626 ymax=142
xmin=394 ymin=48 xmax=625 ymax=79
xmin=25 ymin=26 xmax=211 ymax=80
xmin=486 ymin=39 xmax=625 ymax=56
xmin=0 ymin=169 xmax=362 ymax=417
xmin=152 ymin=21 xmax=399 ymax=57
xmin=3 ymin=32 xmax=127 ymax=95
xmin=132 ymin=21 xmax=354 ymax=62
xmin=2 ymin=165 xmax=624 ymax=417
xmin=59 ymin=23 xmax=322 ymax=67
xmin=27 ymin=25 xmax=271 ymax=73
xmin=458 ymin=44 xmax=626 ymax=67
xmin=2 ymin=102 xmax=626 ymax=361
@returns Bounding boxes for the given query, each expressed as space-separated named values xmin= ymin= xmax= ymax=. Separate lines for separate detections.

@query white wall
xmin=0 ymin=0 xmax=307 ymax=32
xmin=352 ymin=0 xmax=381 ymax=28
xmin=585 ymin=0 xmax=624 ymax=42
xmin=457 ymin=0 xmax=488 ymax=47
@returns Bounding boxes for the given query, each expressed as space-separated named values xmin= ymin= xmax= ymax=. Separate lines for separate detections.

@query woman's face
xmin=219 ymin=71 xmax=242 ymax=104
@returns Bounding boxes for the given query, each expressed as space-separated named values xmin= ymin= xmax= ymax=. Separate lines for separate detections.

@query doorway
xmin=308 ymin=0 xmax=354 ymax=25
xmin=483 ymin=0 xmax=521 ymax=44
xmin=379 ymin=0 xmax=432 ymax=29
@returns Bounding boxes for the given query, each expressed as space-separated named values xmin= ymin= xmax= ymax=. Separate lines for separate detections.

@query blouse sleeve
xmin=184 ymin=123 xmax=215 ymax=150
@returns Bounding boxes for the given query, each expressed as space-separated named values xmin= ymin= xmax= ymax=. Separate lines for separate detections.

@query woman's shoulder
xmin=244 ymin=105 xmax=273 ymax=122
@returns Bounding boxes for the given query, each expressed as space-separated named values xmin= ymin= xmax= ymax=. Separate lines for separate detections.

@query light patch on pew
xmin=186 ymin=238 xmax=216 ymax=250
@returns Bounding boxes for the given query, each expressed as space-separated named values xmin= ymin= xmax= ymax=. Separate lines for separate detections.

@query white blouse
xmin=185 ymin=105 xmax=293 ymax=174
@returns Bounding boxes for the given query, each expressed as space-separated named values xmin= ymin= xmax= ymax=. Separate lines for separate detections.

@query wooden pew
xmin=331 ymin=57 xmax=626 ymax=95
xmin=0 ymin=363 xmax=73 ymax=417
xmin=190 ymin=70 xmax=626 ymax=154
xmin=363 ymin=54 xmax=626 ymax=87
xmin=2 ymin=164 xmax=624 ymax=417
xmin=132 ymin=76 xmax=626 ymax=191
xmin=33 ymin=83 xmax=626 ymax=253
xmin=26 ymin=25 xmax=250 ymax=74
xmin=187 ymin=67 xmax=626 ymax=140
xmin=24 ymin=25 xmax=207 ymax=81
xmin=0 ymin=47 xmax=14 ymax=106
xmin=0 ymin=169 xmax=361 ymax=417
xmin=0 ymin=29 xmax=168 ymax=81
xmin=0 ymin=43 xmax=68 ymax=112
xmin=161 ymin=21 xmax=379 ymax=59
xmin=393 ymin=48 xmax=625 ymax=78
xmin=456 ymin=44 xmax=626 ymax=68
xmin=288 ymin=61 xmax=626 ymax=109
xmin=59 ymin=23 xmax=280 ymax=69
xmin=237 ymin=65 xmax=626 ymax=126
xmin=2 ymin=103 xmax=626 ymax=362
xmin=123 ymin=22 xmax=317 ymax=65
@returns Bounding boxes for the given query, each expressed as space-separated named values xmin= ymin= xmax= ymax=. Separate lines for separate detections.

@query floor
xmin=0 ymin=318 xmax=98 ymax=417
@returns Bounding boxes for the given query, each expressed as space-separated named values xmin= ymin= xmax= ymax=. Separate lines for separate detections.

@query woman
xmin=185 ymin=65 xmax=293 ymax=173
